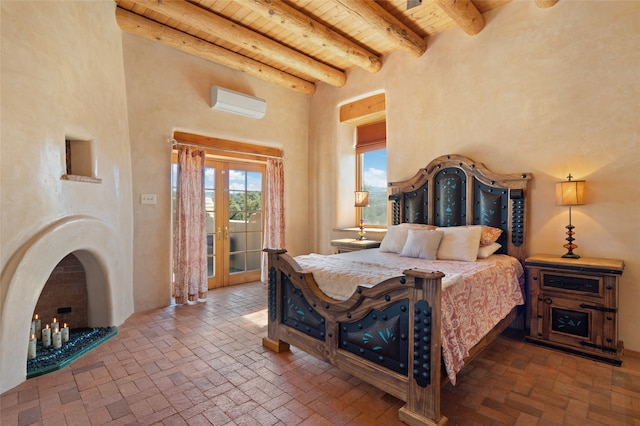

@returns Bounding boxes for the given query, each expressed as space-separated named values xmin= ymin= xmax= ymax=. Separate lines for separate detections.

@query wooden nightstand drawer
xmin=541 ymin=271 xmax=602 ymax=296
xmin=525 ymin=254 xmax=624 ymax=365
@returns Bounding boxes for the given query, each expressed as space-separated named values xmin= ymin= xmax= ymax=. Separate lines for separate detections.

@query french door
xmin=173 ymin=157 xmax=264 ymax=289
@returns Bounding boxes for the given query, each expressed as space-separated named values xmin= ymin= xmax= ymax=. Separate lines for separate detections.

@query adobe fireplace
xmin=0 ymin=216 xmax=134 ymax=393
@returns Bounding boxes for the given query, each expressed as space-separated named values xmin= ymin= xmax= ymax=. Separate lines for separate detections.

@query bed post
xmin=262 ymin=248 xmax=291 ymax=353
xmin=399 ymin=269 xmax=448 ymax=426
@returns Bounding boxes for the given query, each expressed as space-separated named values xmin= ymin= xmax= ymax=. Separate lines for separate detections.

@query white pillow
xmin=435 ymin=226 xmax=483 ymax=262
xmin=477 ymin=242 xmax=502 ymax=259
xmin=400 ymin=230 xmax=444 ymax=259
xmin=380 ymin=225 xmax=411 ymax=253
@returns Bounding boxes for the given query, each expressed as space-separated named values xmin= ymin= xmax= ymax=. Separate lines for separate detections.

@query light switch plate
xmin=141 ymin=193 xmax=157 ymax=204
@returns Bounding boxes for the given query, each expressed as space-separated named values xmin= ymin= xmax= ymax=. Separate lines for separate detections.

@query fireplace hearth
xmin=27 ymin=326 xmax=116 ymax=378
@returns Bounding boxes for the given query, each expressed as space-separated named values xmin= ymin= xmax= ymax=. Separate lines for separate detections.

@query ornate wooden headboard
xmin=388 ymin=154 xmax=533 ymax=263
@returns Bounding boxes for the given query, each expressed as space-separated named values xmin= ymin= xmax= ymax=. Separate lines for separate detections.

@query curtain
xmin=261 ymin=158 xmax=285 ymax=282
xmin=174 ymin=145 xmax=207 ymax=304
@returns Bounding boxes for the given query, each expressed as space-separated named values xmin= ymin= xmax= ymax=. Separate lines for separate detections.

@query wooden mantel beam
xmin=535 ymin=0 xmax=559 ymax=8
xmin=115 ymin=8 xmax=316 ymax=95
xmin=121 ymin=0 xmax=346 ymax=88
xmin=329 ymin=0 xmax=427 ymax=57
xmin=239 ymin=0 xmax=382 ymax=73
xmin=435 ymin=0 xmax=485 ymax=36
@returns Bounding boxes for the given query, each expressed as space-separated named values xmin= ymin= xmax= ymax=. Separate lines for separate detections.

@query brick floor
xmin=2 ymin=281 xmax=639 ymax=425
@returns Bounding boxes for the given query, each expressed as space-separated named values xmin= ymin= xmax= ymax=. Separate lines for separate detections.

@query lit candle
xmin=51 ymin=317 xmax=59 ymax=331
xmin=61 ymin=323 xmax=69 ymax=343
xmin=52 ymin=329 xmax=62 ymax=349
xmin=33 ymin=314 xmax=42 ymax=338
xmin=41 ymin=325 xmax=51 ymax=348
xmin=28 ymin=334 xmax=37 ymax=359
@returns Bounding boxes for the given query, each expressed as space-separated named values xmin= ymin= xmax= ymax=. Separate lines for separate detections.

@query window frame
xmin=355 ymin=120 xmax=387 ymax=228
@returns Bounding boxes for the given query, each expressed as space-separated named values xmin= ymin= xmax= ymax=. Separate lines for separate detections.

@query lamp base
xmin=562 ymin=251 xmax=580 ymax=259
xmin=562 ymin=222 xmax=579 ymax=259
xmin=357 ymin=225 xmax=366 ymax=240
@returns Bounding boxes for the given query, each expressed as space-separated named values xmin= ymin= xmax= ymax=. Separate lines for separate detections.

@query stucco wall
xmin=121 ymin=33 xmax=310 ymax=312
xmin=0 ymin=1 xmax=134 ymax=392
xmin=309 ymin=1 xmax=640 ymax=351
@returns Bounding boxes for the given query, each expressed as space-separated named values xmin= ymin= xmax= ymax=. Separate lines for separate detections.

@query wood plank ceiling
xmin=115 ymin=0 xmax=559 ymax=95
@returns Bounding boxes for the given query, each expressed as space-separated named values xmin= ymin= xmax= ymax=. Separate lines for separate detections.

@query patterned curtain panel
xmin=261 ymin=158 xmax=285 ymax=282
xmin=174 ymin=145 xmax=207 ymax=304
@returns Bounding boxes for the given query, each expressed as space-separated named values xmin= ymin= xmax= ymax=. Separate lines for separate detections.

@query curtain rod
xmin=170 ymin=139 xmax=285 ymax=160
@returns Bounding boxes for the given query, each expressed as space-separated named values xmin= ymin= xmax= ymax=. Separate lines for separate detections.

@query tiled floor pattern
xmin=2 ymin=281 xmax=639 ymax=425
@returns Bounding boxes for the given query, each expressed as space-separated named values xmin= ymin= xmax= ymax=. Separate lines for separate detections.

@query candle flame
xmin=31 ymin=334 xmax=35 ymax=339
xmin=53 ymin=317 xmax=57 ymax=323
xmin=45 ymin=324 xmax=50 ymax=329
xmin=34 ymin=314 xmax=39 ymax=320
xmin=63 ymin=323 xmax=68 ymax=328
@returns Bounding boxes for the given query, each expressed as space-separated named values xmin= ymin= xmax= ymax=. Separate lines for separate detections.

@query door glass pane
xmin=247 ymin=232 xmax=261 ymax=251
xmin=228 ymin=168 xmax=263 ymax=275
xmin=204 ymin=167 xmax=215 ymax=278
xmin=229 ymin=218 xmax=246 ymax=233
xmin=230 ymin=233 xmax=246 ymax=252
xmin=247 ymin=251 xmax=261 ymax=271
xmin=229 ymin=253 xmax=245 ymax=274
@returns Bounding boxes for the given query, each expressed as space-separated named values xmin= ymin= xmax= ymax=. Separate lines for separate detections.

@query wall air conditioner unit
xmin=210 ymin=86 xmax=266 ymax=119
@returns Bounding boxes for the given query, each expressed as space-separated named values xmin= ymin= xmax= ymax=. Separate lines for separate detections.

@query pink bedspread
xmin=295 ymin=249 xmax=524 ymax=385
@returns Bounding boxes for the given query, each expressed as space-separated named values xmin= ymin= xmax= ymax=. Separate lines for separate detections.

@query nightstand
xmin=330 ymin=238 xmax=381 ymax=254
xmin=525 ymin=254 xmax=624 ymax=365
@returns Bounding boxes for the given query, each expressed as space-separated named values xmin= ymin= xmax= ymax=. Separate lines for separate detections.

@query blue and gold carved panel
xmin=339 ymin=300 xmax=409 ymax=375
xmin=434 ymin=168 xmax=466 ymax=227
xmin=402 ymin=183 xmax=428 ymax=224
xmin=281 ymin=274 xmax=326 ymax=340
xmin=473 ymin=181 xmax=509 ymax=252
xmin=552 ymin=308 xmax=589 ymax=338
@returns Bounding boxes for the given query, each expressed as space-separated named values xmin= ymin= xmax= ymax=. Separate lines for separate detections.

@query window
xmin=356 ymin=121 xmax=387 ymax=227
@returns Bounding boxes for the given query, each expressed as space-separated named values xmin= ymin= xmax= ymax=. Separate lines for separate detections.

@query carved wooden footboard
xmin=263 ymin=248 xmax=448 ymax=426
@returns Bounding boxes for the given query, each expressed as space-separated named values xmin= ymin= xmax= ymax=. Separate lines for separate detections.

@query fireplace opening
xmin=27 ymin=253 xmax=116 ymax=378
xmin=35 ymin=253 xmax=89 ymax=328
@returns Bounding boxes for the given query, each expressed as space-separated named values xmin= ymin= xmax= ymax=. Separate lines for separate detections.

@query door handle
xmin=224 ymin=226 xmax=229 ymax=240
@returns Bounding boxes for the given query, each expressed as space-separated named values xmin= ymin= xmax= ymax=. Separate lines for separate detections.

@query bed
xmin=262 ymin=154 xmax=532 ymax=425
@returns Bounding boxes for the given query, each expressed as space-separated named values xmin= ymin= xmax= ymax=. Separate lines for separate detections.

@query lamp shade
xmin=354 ymin=191 xmax=369 ymax=207
xmin=555 ymin=179 xmax=585 ymax=206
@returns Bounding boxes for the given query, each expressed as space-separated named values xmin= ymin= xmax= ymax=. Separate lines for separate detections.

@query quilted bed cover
xmin=295 ymin=249 xmax=525 ymax=385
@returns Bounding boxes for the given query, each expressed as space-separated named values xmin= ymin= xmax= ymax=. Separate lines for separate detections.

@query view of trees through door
xmin=172 ymin=157 xmax=264 ymax=290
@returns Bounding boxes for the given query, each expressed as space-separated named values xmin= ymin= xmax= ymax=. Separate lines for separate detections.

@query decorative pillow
xmin=399 ymin=230 xmax=444 ymax=260
xmin=380 ymin=225 xmax=411 ymax=253
xmin=477 ymin=242 xmax=502 ymax=259
xmin=479 ymin=225 xmax=503 ymax=247
xmin=435 ymin=226 xmax=483 ymax=262
xmin=380 ymin=223 xmax=437 ymax=253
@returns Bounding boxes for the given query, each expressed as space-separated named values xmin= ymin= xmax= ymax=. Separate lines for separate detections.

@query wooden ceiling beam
xmin=434 ymin=0 xmax=485 ymax=36
xmin=329 ymin=0 xmax=427 ymax=57
xmin=121 ymin=0 xmax=346 ymax=87
xmin=115 ymin=8 xmax=316 ymax=95
xmin=340 ymin=93 xmax=386 ymax=125
xmin=535 ymin=0 xmax=559 ymax=8
xmin=238 ymin=0 xmax=382 ymax=73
